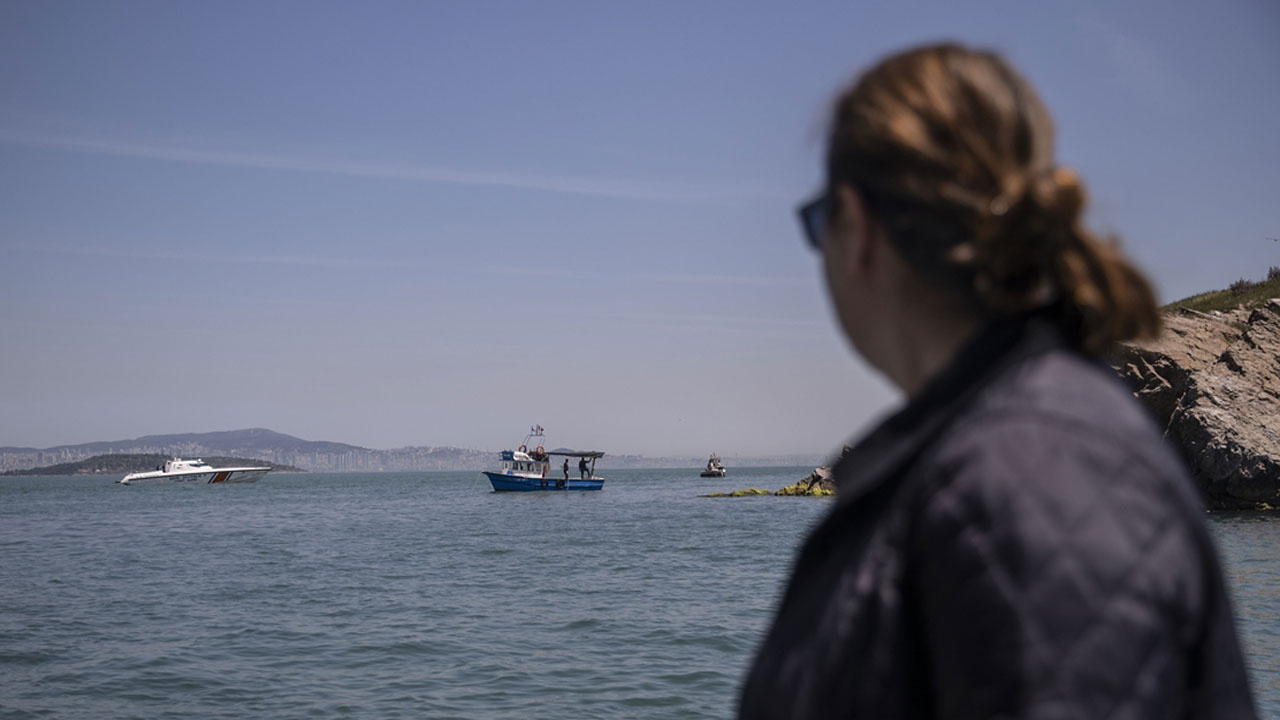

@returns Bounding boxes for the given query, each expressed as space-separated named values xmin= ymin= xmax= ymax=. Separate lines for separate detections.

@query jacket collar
xmin=831 ymin=314 xmax=1068 ymax=507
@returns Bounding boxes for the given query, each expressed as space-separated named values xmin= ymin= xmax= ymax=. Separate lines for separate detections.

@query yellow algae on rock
xmin=703 ymin=488 xmax=772 ymax=498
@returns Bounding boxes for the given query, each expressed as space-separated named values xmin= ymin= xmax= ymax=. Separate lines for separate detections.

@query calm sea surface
xmin=1 ymin=469 xmax=1276 ymax=719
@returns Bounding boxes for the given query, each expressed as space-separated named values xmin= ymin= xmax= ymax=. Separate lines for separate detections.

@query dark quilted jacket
xmin=739 ymin=317 xmax=1257 ymax=719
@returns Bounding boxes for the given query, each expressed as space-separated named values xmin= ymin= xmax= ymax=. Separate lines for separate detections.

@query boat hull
xmin=483 ymin=471 xmax=603 ymax=492
xmin=119 ymin=469 xmax=270 ymax=486
xmin=700 ymin=470 xmax=726 ymax=478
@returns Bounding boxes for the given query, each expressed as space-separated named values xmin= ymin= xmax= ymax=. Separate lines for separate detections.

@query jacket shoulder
xmin=928 ymin=349 xmax=1194 ymax=503
xmin=913 ymin=350 xmax=1204 ymax=603
xmin=906 ymin=350 xmax=1223 ymax=717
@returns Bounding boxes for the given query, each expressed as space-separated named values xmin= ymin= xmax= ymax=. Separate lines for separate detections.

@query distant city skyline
xmin=2 ymin=1 xmax=1277 ymax=456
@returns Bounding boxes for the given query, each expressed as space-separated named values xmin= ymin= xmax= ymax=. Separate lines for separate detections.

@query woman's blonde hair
xmin=827 ymin=43 xmax=1160 ymax=354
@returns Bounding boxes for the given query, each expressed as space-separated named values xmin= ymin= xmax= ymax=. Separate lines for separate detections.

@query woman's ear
xmin=832 ymin=184 xmax=877 ymax=278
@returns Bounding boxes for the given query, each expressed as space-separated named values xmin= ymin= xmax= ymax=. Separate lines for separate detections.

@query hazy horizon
xmin=3 ymin=1 xmax=1277 ymax=457
xmin=0 ymin=425 xmax=831 ymax=463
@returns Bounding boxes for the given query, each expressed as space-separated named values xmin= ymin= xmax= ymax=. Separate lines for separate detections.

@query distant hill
xmin=14 ymin=428 xmax=363 ymax=456
xmin=3 ymin=454 xmax=304 ymax=477
xmin=0 ymin=429 xmax=494 ymax=473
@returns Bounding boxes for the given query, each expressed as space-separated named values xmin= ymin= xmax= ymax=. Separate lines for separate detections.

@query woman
xmin=739 ymin=44 xmax=1256 ymax=719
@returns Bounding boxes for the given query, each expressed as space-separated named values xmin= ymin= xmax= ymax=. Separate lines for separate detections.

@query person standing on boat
xmin=578 ymin=457 xmax=588 ymax=479
xmin=739 ymin=43 xmax=1256 ymax=719
xmin=562 ymin=458 xmax=570 ymax=481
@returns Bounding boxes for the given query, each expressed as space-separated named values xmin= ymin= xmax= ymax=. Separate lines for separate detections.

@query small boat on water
xmin=118 ymin=457 xmax=271 ymax=486
xmin=482 ymin=426 xmax=605 ymax=491
xmin=700 ymin=453 xmax=727 ymax=478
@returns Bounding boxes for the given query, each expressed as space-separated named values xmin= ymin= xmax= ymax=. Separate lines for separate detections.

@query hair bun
xmin=971 ymin=166 xmax=1085 ymax=313
xmin=1028 ymin=166 xmax=1084 ymax=227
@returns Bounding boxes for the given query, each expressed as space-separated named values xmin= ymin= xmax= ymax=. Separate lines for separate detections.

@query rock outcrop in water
xmin=1113 ymin=299 xmax=1280 ymax=510
xmin=705 ymin=447 xmax=845 ymax=498
xmin=775 ymin=467 xmax=836 ymax=496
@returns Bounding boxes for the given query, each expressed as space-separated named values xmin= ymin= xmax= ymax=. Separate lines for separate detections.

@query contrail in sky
xmin=0 ymin=128 xmax=786 ymax=203
xmin=5 ymin=242 xmax=409 ymax=269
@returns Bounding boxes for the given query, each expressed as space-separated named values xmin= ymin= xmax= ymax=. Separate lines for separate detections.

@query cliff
xmin=1113 ymin=299 xmax=1280 ymax=509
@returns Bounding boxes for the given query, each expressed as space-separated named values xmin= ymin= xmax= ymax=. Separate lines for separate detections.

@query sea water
xmin=1 ymin=470 xmax=1276 ymax=719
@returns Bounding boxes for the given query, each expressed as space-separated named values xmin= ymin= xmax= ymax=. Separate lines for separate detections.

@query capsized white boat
xmin=118 ymin=457 xmax=271 ymax=486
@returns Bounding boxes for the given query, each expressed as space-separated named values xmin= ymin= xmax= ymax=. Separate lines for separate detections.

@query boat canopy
xmin=544 ymin=448 xmax=605 ymax=459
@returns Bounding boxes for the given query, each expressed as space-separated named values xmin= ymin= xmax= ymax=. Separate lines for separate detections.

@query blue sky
xmin=2 ymin=1 xmax=1277 ymax=457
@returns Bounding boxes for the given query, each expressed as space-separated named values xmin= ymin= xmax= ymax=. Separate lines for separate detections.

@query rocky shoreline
xmin=708 ymin=299 xmax=1279 ymax=510
xmin=1113 ymin=299 xmax=1280 ymax=510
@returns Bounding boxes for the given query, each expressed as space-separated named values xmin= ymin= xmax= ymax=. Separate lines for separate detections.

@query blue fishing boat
xmin=482 ymin=426 xmax=605 ymax=491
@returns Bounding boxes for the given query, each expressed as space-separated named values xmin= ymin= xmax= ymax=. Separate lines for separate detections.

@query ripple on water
xmin=2 ymin=472 xmax=1275 ymax=718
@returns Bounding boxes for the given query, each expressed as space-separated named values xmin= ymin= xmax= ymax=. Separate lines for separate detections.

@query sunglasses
xmin=796 ymin=192 xmax=829 ymax=251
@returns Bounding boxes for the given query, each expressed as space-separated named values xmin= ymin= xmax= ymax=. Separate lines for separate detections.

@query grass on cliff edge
xmin=1162 ymin=273 xmax=1280 ymax=314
